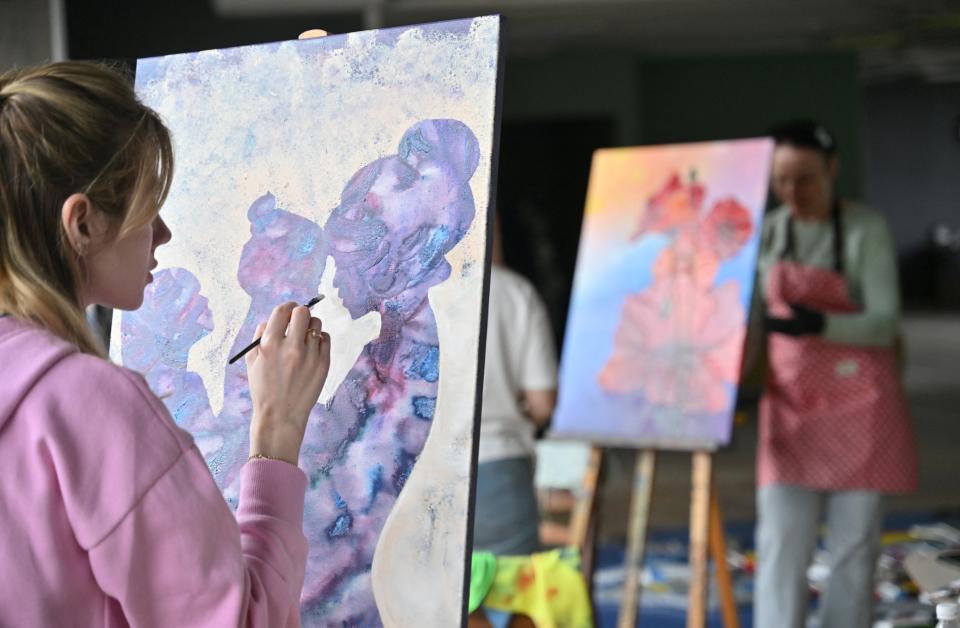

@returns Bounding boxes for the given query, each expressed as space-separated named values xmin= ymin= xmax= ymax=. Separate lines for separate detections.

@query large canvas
xmin=550 ymin=140 xmax=773 ymax=450
xmin=110 ymin=17 xmax=501 ymax=626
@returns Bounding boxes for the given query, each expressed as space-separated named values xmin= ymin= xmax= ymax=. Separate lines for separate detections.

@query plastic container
xmin=937 ymin=602 xmax=960 ymax=628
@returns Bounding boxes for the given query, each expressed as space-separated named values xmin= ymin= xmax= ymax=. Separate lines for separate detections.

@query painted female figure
xmin=299 ymin=119 xmax=480 ymax=624
xmin=219 ymin=192 xmax=326 ymax=503
xmin=120 ymin=268 xmax=221 ymax=458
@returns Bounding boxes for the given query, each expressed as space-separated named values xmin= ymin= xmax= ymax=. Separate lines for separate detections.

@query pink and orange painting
xmin=551 ymin=139 xmax=774 ymax=450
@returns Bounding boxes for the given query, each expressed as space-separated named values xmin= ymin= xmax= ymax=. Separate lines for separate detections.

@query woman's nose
xmin=154 ymin=216 xmax=172 ymax=246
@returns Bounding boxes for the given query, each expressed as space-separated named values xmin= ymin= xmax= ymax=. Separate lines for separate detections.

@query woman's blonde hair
xmin=0 ymin=61 xmax=174 ymax=354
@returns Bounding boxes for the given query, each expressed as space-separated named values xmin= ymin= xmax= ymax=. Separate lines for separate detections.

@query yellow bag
xmin=479 ymin=548 xmax=593 ymax=628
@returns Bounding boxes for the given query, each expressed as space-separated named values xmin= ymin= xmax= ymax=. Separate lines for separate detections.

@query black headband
xmin=770 ymin=120 xmax=837 ymax=156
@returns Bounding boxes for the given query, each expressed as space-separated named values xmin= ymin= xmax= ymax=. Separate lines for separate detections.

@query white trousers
xmin=754 ymin=484 xmax=883 ymax=628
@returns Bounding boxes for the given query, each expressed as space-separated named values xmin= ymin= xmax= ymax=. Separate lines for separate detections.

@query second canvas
xmin=551 ymin=139 xmax=773 ymax=450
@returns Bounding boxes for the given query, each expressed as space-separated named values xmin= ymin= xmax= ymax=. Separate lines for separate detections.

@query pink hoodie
xmin=0 ymin=316 xmax=308 ymax=627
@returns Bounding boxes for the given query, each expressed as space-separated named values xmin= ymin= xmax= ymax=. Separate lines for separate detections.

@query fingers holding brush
xmin=246 ymin=302 xmax=331 ymax=464
xmin=262 ymin=301 xmax=297 ymax=347
xmin=306 ymin=315 xmax=323 ymax=342
xmin=307 ymin=317 xmax=331 ymax=365
xmin=244 ymin=323 xmax=267 ymax=367
xmin=287 ymin=304 xmax=312 ymax=344
xmin=228 ymin=295 xmax=325 ymax=364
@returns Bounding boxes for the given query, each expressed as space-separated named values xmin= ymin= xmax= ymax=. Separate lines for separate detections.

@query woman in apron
xmin=750 ymin=121 xmax=918 ymax=628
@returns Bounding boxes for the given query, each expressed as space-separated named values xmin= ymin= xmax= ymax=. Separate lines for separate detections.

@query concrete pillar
xmin=0 ymin=0 xmax=66 ymax=69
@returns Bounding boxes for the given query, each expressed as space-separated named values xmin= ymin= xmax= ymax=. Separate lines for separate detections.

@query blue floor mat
xmin=591 ymin=511 xmax=958 ymax=628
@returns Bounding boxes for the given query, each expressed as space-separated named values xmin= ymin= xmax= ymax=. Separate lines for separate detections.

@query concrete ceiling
xmin=213 ymin=0 xmax=960 ymax=82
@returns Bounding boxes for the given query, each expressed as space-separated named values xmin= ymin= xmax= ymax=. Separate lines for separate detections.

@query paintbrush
xmin=227 ymin=295 xmax=325 ymax=365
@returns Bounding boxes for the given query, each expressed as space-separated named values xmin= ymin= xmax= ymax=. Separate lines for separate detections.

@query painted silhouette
xmin=120 ymin=268 xmax=222 ymax=461
xmin=219 ymin=193 xmax=327 ymax=504
xmin=299 ymin=119 xmax=479 ymax=624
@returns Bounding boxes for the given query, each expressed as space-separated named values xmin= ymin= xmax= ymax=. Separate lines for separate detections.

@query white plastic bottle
xmin=937 ymin=602 xmax=960 ymax=627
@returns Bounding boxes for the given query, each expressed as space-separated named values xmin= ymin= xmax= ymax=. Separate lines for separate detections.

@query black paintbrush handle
xmin=227 ymin=338 xmax=261 ymax=365
xmin=227 ymin=295 xmax=324 ymax=365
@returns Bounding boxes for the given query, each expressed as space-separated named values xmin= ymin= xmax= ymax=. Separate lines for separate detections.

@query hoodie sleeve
xmin=34 ymin=352 xmax=308 ymax=627
xmin=87 ymin=454 xmax=307 ymax=628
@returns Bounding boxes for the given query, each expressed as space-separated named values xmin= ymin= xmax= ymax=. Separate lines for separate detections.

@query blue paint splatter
xmin=418 ymin=225 xmax=450 ymax=266
xmin=412 ymin=396 xmax=436 ymax=420
xmin=292 ymin=232 xmax=319 ymax=259
xmin=366 ymin=464 xmax=384 ymax=513
xmin=399 ymin=128 xmax=433 ymax=160
xmin=392 ymin=450 xmax=417 ymax=494
xmin=327 ymin=513 xmax=353 ymax=538
xmin=333 ymin=492 xmax=347 ymax=510
xmin=242 ymin=129 xmax=256 ymax=159
xmin=404 ymin=342 xmax=439 ymax=382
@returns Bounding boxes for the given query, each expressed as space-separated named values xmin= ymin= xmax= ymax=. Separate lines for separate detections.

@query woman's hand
xmin=246 ymin=302 xmax=331 ymax=465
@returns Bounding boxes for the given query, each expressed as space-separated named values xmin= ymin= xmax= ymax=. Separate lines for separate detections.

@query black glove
xmin=765 ymin=303 xmax=826 ymax=337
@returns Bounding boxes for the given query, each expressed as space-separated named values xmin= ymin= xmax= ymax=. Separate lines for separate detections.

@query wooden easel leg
xmin=687 ymin=451 xmax=712 ymax=628
xmin=581 ymin=494 xmax=600 ymax=620
xmin=709 ymin=489 xmax=740 ymax=628
xmin=617 ymin=449 xmax=657 ymax=628
xmin=569 ymin=446 xmax=604 ymax=612
xmin=570 ymin=447 xmax=604 ymax=553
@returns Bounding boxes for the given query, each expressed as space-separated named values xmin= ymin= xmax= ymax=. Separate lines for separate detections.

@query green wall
xmin=638 ymin=52 xmax=863 ymax=197
xmin=503 ymin=51 xmax=641 ymax=145
xmin=502 ymin=50 xmax=863 ymax=197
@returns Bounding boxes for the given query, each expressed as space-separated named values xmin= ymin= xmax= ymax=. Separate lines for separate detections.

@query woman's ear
xmin=61 ymin=193 xmax=107 ymax=257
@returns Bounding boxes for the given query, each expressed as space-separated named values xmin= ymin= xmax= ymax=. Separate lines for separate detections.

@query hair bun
xmin=769 ymin=119 xmax=838 ymax=157
xmin=814 ymin=126 xmax=834 ymax=149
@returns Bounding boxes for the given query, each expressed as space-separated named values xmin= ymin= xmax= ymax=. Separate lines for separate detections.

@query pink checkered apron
xmin=757 ymin=215 xmax=918 ymax=493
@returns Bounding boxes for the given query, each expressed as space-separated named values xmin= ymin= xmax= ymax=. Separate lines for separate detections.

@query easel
xmin=569 ymin=447 xmax=739 ymax=628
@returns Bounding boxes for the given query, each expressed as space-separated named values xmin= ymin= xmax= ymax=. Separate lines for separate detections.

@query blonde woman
xmin=0 ymin=61 xmax=331 ymax=625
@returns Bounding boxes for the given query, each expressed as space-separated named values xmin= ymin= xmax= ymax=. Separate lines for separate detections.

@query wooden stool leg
xmin=617 ymin=450 xmax=657 ymax=628
xmin=687 ymin=452 xmax=712 ymax=628
xmin=709 ymin=491 xmax=740 ymax=628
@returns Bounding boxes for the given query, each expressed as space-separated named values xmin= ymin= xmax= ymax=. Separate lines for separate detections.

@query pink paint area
xmin=598 ymin=273 xmax=746 ymax=415
xmin=631 ymin=172 xmax=705 ymax=238
xmin=237 ymin=192 xmax=327 ymax=303
xmin=602 ymin=172 xmax=753 ymax=422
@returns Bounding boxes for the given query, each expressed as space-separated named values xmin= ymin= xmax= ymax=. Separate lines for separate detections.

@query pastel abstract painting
xmin=110 ymin=17 xmax=501 ymax=627
xmin=550 ymin=140 xmax=773 ymax=450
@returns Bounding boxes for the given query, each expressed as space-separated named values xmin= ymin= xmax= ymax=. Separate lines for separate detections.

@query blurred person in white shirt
xmin=473 ymin=216 xmax=558 ymax=556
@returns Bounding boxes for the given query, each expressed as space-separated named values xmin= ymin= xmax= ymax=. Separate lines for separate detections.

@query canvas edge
xmin=458 ymin=13 xmax=506 ymax=628
xmin=132 ymin=15 xmax=489 ymax=65
xmin=544 ymin=432 xmax=720 ymax=453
